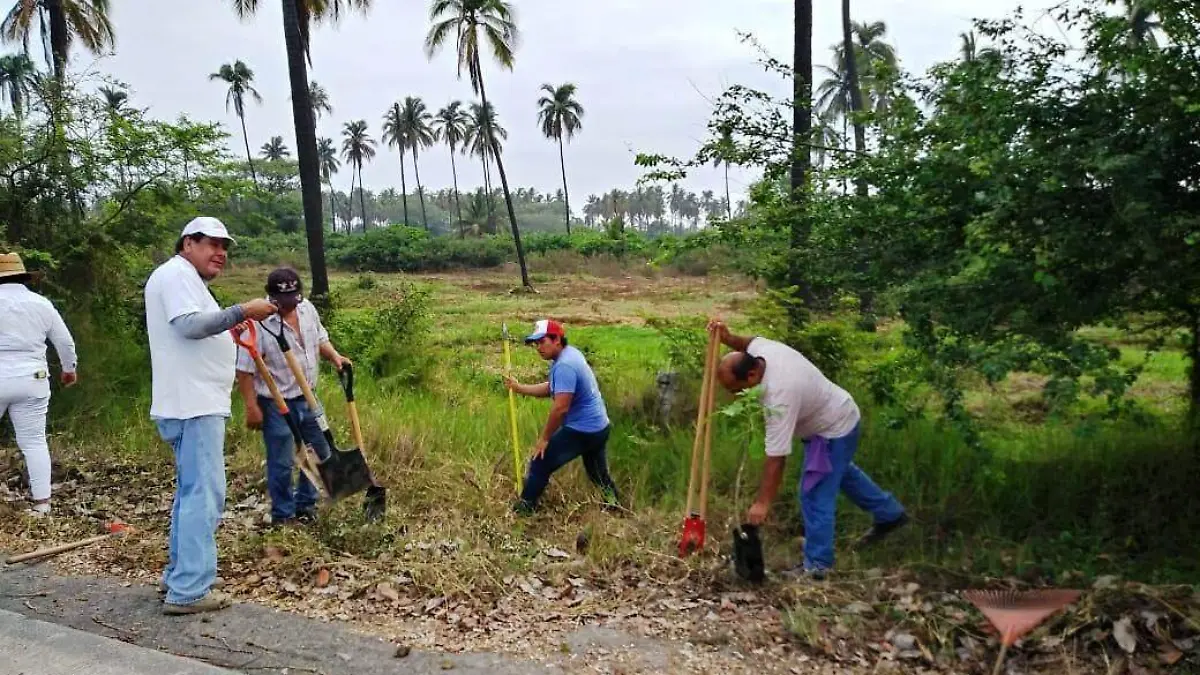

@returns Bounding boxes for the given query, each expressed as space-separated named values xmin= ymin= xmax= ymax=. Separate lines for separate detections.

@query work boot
xmin=295 ymin=508 xmax=318 ymax=525
xmin=781 ymin=565 xmax=828 ymax=582
xmin=163 ymin=590 xmax=233 ymax=615
xmin=855 ymin=513 xmax=909 ymax=548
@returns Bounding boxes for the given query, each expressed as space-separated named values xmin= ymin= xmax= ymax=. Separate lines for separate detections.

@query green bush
xmin=327 ymin=282 xmax=433 ymax=387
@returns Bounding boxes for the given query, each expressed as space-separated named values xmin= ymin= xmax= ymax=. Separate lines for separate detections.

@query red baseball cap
xmin=524 ymin=319 xmax=565 ymax=343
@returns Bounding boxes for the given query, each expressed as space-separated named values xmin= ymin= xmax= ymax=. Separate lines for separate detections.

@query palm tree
xmin=381 ymin=102 xmax=412 ymax=227
xmin=464 ymin=100 xmax=506 ymax=219
xmin=839 ymin=0 xmax=867 ymax=197
xmin=791 ymin=0 xmax=816 ymax=317
xmin=209 ymin=60 xmax=262 ymax=185
xmin=309 ymin=80 xmax=331 ymax=120
xmin=433 ymin=100 xmax=470 ymax=236
xmin=1 ymin=0 xmax=114 ymax=83
xmin=261 ymin=135 xmax=290 ymax=160
xmin=317 ymin=137 xmax=340 ymax=231
xmin=833 ymin=20 xmax=896 ymax=114
xmin=0 ymin=52 xmax=35 ymax=120
xmin=400 ymin=96 xmax=434 ymax=230
xmin=958 ymin=31 xmax=1001 ymax=65
xmin=425 ymin=0 xmax=531 ymax=289
xmin=341 ymin=119 xmax=375 ymax=231
xmin=231 ymin=0 xmax=373 ymax=299
xmin=536 ymin=82 xmax=584 ymax=234
xmin=1123 ymin=0 xmax=1161 ymax=48
xmin=98 ymin=85 xmax=127 ymax=114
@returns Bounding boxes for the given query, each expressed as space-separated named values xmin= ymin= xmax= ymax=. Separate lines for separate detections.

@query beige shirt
xmin=748 ymin=338 xmax=860 ymax=457
xmin=235 ymin=299 xmax=329 ymax=400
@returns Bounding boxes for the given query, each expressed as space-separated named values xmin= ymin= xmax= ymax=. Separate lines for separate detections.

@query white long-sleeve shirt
xmin=0 ymin=283 xmax=77 ymax=379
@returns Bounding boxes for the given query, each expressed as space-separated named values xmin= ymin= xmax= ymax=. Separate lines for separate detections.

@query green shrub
xmin=327 ymin=282 xmax=433 ymax=387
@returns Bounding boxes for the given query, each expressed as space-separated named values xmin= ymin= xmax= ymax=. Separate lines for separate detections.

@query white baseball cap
xmin=180 ymin=216 xmax=237 ymax=244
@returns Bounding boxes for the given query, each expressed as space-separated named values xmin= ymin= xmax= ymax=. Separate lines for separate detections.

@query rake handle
xmin=6 ymin=532 xmax=115 ymax=564
xmin=685 ymin=329 xmax=719 ymax=516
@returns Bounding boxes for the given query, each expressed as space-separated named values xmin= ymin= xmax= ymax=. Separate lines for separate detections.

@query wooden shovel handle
xmin=6 ymin=533 xmax=113 ymax=564
xmin=685 ymin=329 xmax=719 ymax=515
xmin=697 ymin=331 xmax=720 ymax=519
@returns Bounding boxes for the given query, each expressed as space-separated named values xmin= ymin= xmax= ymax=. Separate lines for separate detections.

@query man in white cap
xmin=144 ymin=217 xmax=276 ymax=614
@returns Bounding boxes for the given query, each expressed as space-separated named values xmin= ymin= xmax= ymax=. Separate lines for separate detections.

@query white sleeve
xmin=762 ymin=396 xmax=800 ymax=458
xmin=42 ymin=300 xmax=77 ymax=372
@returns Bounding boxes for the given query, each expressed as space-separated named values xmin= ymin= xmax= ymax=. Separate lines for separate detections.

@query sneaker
xmin=511 ymin=500 xmax=535 ymax=516
xmin=163 ymin=590 xmax=233 ymax=615
xmin=781 ymin=565 xmax=828 ymax=582
xmin=27 ymin=502 xmax=50 ymax=517
xmin=295 ymin=508 xmax=318 ymax=524
xmin=855 ymin=513 xmax=910 ymax=548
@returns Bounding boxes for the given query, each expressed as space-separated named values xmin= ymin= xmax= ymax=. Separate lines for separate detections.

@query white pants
xmin=0 ymin=376 xmax=52 ymax=501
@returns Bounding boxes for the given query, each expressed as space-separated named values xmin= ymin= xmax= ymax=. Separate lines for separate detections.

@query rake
xmin=963 ymin=588 xmax=1082 ymax=675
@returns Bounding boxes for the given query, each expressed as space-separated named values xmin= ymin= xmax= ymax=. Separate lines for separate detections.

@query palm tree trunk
xmin=238 ymin=110 xmax=259 ymax=186
xmin=477 ymin=75 xmax=531 ymax=289
xmin=281 ymin=0 xmax=329 ymax=298
xmin=790 ymin=0 xmax=816 ymax=322
xmin=348 ymin=169 xmax=357 ymax=230
xmin=482 ymin=154 xmax=494 ymax=216
xmin=357 ymin=163 xmax=368 ymax=231
xmin=557 ymin=136 xmax=571 ymax=235
xmin=724 ymin=164 xmax=733 ymax=219
xmin=398 ymin=148 xmax=410 ymax=226
xmin=413 ymin=148 xmax=429 ymax=231
xmin=842 ymin=0 xmax=868 ymax=198
xmin=449 ymin=144 xmax=464 ymax=237
xmin=328 ymin=182 xmax=337 ymax=232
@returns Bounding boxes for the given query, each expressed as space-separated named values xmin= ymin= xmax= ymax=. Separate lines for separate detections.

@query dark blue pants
xmin=519 ymin=425 xmax=618 ymax=510
xmin=259 ymin=396 xmax=330 ymax=521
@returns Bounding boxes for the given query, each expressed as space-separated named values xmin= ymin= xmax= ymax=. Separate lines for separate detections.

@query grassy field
xmin=2 ymin=262 xmax=1198 ymax=672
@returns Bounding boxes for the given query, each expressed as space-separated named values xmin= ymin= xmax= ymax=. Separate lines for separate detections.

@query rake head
xmin=964 ymin=588 xmax=1082 ymax=646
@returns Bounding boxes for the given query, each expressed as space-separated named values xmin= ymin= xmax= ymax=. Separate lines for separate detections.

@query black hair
xmin=732 ymin=353 xmax=762 ymax=381
xmin=559 ymin=335 xmax=569 ymax=347
xmin=175 ymin=233 xmax=207 ymax=253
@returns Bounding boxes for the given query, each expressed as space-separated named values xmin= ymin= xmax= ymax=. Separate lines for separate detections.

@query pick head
xmin=105 ymin=522 xmax=131 ymax=535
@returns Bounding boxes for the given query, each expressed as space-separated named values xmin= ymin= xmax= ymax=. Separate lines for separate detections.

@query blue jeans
xmin=259 ymin=396 xmax=329 ymax=521
xmin=155 ymin=415 xmax=227 ymax=606
xmin=800 ymin=423 xmax=905 ymax=571
xmin=519 ymin=425 xmax=618 ymax=511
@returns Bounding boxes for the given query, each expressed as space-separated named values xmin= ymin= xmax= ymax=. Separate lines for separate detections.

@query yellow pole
xmin=503 ymin=324 xmax=522 ymax=494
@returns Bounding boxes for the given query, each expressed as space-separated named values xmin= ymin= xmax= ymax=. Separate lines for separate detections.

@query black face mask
xmin=271 ymin=295 xmax=301 ymax=313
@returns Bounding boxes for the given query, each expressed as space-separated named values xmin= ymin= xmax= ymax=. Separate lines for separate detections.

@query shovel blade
xmin=732 ymin=523 xmax=765 ymax=583
xmin=316 ymin=447 xmax=374 ymax=501
xmin=363 ymin=485 xmax=387 ymax=522
xmin=678 ymin=515 xmax=706 ymax=557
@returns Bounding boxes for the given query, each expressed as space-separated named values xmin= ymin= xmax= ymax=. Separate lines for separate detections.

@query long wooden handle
xmin=252 ymin=354 xmax=327 ymax=499
xmin=6 ymin=533 xmax=113 ymax=564
xmin=254 ymin=353 xmax=289 ymax=413
xmin=503 ymin=339 xmax=522 ymax=493
xmin=346 ymin=400 xmax=365 ymax=452
xmin=685 ymin=330 xmax=719 ymax=515
xmin=697 ymin=333 xmax=720 ymax=519
xmin=281 ymin=349 xmax=321 ymax=413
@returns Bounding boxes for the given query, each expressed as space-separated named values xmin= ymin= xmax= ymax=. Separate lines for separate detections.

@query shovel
xmin=230 ymin=322 xmax=330 ymax=500
xmin=337 ymin=363 xmax=387 ymax=522
xmin=257 ymin=320 xmax=374 ymax=501
xmin=502 ymin=323 xmax=523 ymax=494
xmin=679 ymin=327 xmax=720 ymax=557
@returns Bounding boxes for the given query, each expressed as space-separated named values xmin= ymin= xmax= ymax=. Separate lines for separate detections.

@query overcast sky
xmin=85 ymin=0 xmax=1058 ymax=204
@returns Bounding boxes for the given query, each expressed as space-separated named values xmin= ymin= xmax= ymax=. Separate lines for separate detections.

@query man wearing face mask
xmin=235 ymin=267 xmax=351 ymax=526
xmin=145 ymin=217 xmax=278 ymax=614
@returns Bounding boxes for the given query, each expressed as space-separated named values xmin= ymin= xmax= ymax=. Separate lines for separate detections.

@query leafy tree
xmin=1 ymin=0 xmax=114 ymax=82
xmin=341 ymin=119 xmax=375 ymax=230
xmin=425 ymin=0 xmax=531 ymax=289
xmin=260 ymin=135 xmax=290 ymax=161
xmin=536 ymin=82 xmax=583 ymax=233
xmin=209 ymin=60 xmax=261 ymax=185
xmin=432 ymin=100 xmax=470 ymax=235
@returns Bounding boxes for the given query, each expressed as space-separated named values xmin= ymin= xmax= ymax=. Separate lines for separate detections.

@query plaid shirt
xmin=235 ymin=299 xmax=329 ymax=400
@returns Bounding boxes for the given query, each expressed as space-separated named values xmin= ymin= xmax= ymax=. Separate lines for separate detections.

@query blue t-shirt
xmin=549 ymin=345 xmax=609 ymax=433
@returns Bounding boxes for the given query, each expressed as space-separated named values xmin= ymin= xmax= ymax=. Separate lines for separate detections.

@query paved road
xmin=0 ymin=607 xmax=235 ymax=675
xmin=0 ymin=560 xmax=551 ymax=675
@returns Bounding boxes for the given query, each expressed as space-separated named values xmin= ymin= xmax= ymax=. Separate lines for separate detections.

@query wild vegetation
xmin=1 ymin=0 xmax=1198 ymax=673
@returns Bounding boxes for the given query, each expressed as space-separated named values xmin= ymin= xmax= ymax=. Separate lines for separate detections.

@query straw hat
xmin=0 ymin=252 xmax=31 ymax=282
